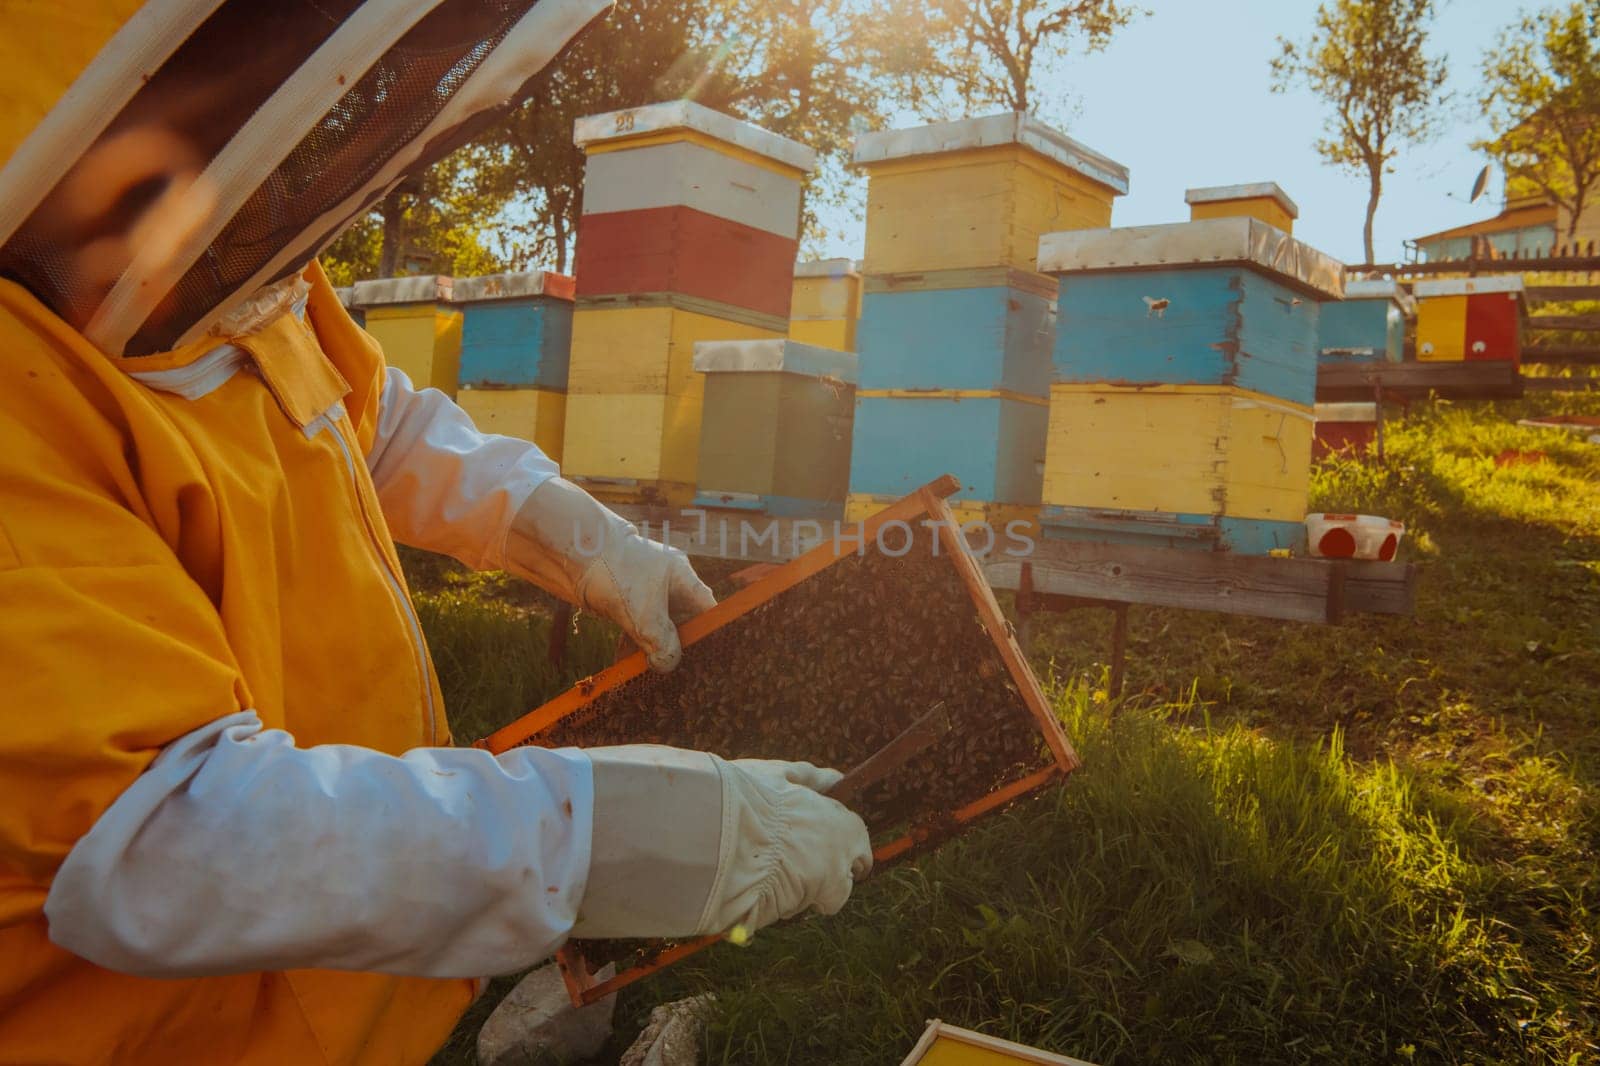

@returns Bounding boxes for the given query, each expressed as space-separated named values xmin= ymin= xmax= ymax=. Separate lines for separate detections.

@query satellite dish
xmin=1469 ymin=165 xmax=1491 ymax=204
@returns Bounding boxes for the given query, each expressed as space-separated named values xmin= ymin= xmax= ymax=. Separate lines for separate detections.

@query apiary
xmin=1036 ymin=217 xmax=1341 ymax=554
xmin=1185 ymin=182 xmax=1299 ymax=235
xmin=481 ymin=477 xmax=1079 ymax=1006
xmin=901 ymin=1019 xmax=1098 ymax=1066
xmin=1414 ymin=276 xmax=1524 ymax=364
xmin=1319 ymin=278 xmax=1414 ymax=364
xmin=1314 ymin=401 xmax=1379 ymax=460
xmin=563 ymin=102 xmax=814 ymax=505
xmin=351 ymin=275 xmax=460 ymax=396
xmin=789 ymin=258 xmax=862 ymax=351
xmin=855 ymin=112 xmax=1129 ymax=276
xmin=691 ymin=339 xmax=857 ymax=519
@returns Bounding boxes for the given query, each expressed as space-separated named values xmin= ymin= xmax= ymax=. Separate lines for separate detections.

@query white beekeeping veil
xmin=0 ymin=0 xmax=608 ymax=356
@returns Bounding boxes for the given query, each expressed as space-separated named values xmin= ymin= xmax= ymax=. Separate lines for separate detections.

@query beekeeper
xmin=0 ymin=2 xmax=870 ymax=1061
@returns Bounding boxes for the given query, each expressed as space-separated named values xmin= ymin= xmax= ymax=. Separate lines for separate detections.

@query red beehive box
xmin=1414 ymin=276 xmax=1524 ymax=365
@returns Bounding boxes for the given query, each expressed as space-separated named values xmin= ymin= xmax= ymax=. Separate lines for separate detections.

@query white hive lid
xmin=852 ymin=112 xmax=1130 ymax=196
xmin=1037 ymin=216 xmax=1344 ymax=299
xmin=351 ymin=275 xmax=454 ymax=306
xmin=453 ymin=271 xmax=574 ymax=303
xmin=692 ymin=338 xmax=859 ymax=384
xmin=1185 ymin=182 xmax=1299 ymax=219
xmin=573 ymin=100 xmax=816 ymax=173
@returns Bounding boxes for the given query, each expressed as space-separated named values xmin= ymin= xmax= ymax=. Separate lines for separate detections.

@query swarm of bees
xmin=538 ymin=526 xmax=1047 ymax=835
xmin=539 ymin=523 xmax=1056 ymax=977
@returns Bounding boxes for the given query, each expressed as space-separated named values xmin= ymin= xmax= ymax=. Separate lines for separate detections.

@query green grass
xmin=414 ymin=392 xmax=1600 ymax=1064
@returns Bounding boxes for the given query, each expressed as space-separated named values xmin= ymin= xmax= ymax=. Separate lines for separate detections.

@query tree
xmin=866 ymin=0 xmax=1139 ymax=122
xmin=1272 ymin=0 xmax=1449 ymax=264
xmin=321 ymin=143 xmax=513 ymax=284
xmin=1477 ymin=2 xmax=1600 ymax=243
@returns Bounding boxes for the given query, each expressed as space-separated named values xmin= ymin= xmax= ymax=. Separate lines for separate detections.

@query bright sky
xmin=813 ymin=0 xmax=1520 ymax=265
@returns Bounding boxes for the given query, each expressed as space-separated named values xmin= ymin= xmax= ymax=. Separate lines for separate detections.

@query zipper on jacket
xmin=319 ymin=409 xmax=438 ymax=745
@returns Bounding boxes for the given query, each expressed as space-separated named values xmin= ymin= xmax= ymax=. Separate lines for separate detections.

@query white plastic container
xmin=1304 ymin=513 xmax=1405 ymax=561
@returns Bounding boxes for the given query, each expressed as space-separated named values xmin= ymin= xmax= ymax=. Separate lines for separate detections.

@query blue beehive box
xmin=847 ymin=394 xmax=1047 ymax=505
xmin=1041 ymin=217 xmax=1343 ymax=407
xmin=1318 ymin=278 xmax=1414 ymax=364
xmin=456 ymin=271 xmax=575 ymax=389
xmin=856 ymin=269 xmax=1056 ymax=394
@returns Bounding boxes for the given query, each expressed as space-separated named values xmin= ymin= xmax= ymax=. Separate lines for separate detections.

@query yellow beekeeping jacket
xmin=0 ymin=262 xmax=472 ymax=1063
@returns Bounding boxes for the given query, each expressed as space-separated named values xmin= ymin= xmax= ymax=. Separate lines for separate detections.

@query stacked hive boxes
xmin=788 ymin=259 xmax=862 ymax=351
xmin=562 ymin=101 xmax=815 ymax=505
xmin=691 ymin=339 xmax=857 ymax=519
xmin=1414 ymin=276 xmax=1524 ymax=364
xmin=454 ymin=271 xmax=575 ymax=462
xmin=1185 ymin=182 xmax=1299 ymax=233
xmin=844 ymin=113 xmax=1129 ymax=531
xmin=351 ymin=276 xmax=460 ymax=395
xmin=1038 ymin=215 xmax=1345 ymax=554
xmin=1319 ymin=278 xmax=1415 ymax=364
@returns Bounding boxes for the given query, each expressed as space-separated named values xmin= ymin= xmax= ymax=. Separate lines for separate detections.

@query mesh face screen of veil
xmin=0 ymin=0 xmax=609 ymax=356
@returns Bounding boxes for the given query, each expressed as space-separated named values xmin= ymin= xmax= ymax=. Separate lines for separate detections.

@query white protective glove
xmin=507 ymin=478 xmax=716 ymax=671
xmin=573 ymin=745 xmax=873 ymax=939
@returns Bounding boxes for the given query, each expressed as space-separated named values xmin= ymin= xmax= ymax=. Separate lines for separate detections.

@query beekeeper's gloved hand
xmin=507 ymin=478 xmax=716 ymax=671
xmin=574 ymin=746 xmax=873 ymax=939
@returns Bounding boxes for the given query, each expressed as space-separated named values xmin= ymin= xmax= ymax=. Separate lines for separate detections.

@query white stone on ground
xmin=619 ymin=995 xmax=715 ymax=1066
xmin=476 ymin=963 xmax=617 ymax=1066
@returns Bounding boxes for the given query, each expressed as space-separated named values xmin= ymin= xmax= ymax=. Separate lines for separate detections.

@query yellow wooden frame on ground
xmin=900 ymin=1020 xmax=1099 ymax=1066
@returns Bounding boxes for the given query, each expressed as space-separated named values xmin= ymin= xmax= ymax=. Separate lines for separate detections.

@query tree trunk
xmin=378 ymin=189 xmax=405 ymax=277
xmin=1362 ymin=163 xmax=1381 ymax=265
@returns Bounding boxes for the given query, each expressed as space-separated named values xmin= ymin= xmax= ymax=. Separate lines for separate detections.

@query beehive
xmin=1185 ymin=182 xmax=1299 ymax=235
xmin=562 ymin=300 xmax=784 ymax=501
xmin=351 ymin=275 xmax=460 ymax=395
xmin=901 ymin=1020 xmax=1098 ymax=1066
xmin=1414 ymin=276 xmax=1524 ymax=363
xmin=563 ymin=102 xmax=815 ymax=505
xmin=855 ymin=112 xmax=1129 ymax=276
xmin=848 ymin=116 xmax=1125 ymax=528
xmin=1314 ymin=401 xmax=1378 ymax=460
xmin=481 ymin=477 xmax=1079 ymax=1006
xmin=450 ymin=272 xmax=574 ymax=461
xmin=789 ymin=258 xmax=862 ymax=351
xmin=692 ymin=339 xmax=857 ymax=519
xmin=1037 ymin=216 xmax=1343 ymax=554
xmin=1319 ymin=278 xmax=1414 ymax=364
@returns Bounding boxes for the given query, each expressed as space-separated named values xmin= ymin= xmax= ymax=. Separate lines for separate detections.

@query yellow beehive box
xmin=562 ymin=391 xmax=706 ymax=504
xmin=563 ymin=301 xmax=784 ymax=502
xmin=1185 ymin=182 xmax=1298 ymax=234
xmin=566 ymin=301 xmax=785 ymax=397
xmin=788 ymin=258 xmax=862 ymax=351
xmin=1415 ymin=294 xmax=1468 ymax=361
xmin=351 ymin=276 xmax=461 ymax=396
xmin=1042 ymin=383 xmax=1313 ymax=522
xmin=855 ymin=113 xmax=1128 ymax=275
xmin=454 ymin=387 xmax=566 ymax=462
xmin=901 ymin=1019 xmax=1098 ymax=1066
